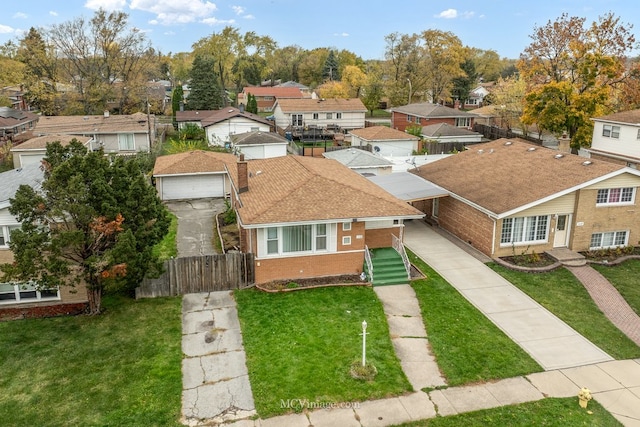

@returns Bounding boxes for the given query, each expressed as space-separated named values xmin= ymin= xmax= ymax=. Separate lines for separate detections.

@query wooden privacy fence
xmin=135 ymin=253 xmax=255 ymax=298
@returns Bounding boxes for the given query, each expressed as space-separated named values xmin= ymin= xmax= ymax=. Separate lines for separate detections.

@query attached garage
xmin=159 ymin=173 xmax=225 ymax=200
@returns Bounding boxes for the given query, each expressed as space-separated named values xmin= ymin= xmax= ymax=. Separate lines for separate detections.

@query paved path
xmin=374 ymin=284 xmax=446 ymax=390
xmin=181 ymin=291 xmax=256 ymax=426
xmin=567 ymin=265 xmax=640 ymax=347
xmin=403 ymin=220 xmax=613 ymax=370
xmin=166 ymin=198 xmax=225 ymax=257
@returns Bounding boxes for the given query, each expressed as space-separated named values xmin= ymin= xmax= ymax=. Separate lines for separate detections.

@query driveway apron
xmin=165 ymin=198 xmax=226 ymax=257
xmin=403 ymin=220 xmax=613 ymax=370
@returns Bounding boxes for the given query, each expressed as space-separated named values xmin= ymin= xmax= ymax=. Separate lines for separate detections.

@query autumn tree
xmin=186 ymin=55 xmax=223 ymax=110
xmin=421 ymin=30 xmax=465 ymax=104
xmin=47 ymin=8 xmax=152 ymax=114
xmin=1 ymin=140 xmax=169 ymax=314
xmin=519 ymin=12 xmax=637 ymax=148
xmin=16 ymin=28 xmax=58 ymax=114
xmin=341 ymin=65 xmax=367 ymax=98
xmin=317 ymin=80 xmax=349 ymax=99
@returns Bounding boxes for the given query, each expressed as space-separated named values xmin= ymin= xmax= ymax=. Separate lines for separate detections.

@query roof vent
xmin=477 ymin=149 xmax=484 ymax=154
xmin=554 ymin=153 xmax=564 ymax=159
xmin=504 ymin=141 xmax=512 ymax=146
xmin=527 ymin=147 xmax=536 ymax=151
xmin=582 ymin=160 xmax=593 ymax=166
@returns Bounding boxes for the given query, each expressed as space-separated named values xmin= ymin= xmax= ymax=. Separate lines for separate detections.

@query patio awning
xmin=368 ymin=172 xmax=448 ymax=202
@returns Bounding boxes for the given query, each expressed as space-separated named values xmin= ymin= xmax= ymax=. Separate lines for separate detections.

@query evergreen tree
xmin=246 ymin=93 xmax=258 ymax=113
xmin=1 ymin=140 xmax=170 ymax=314
xmin=322 ymin=50 xmax=340 ymax=81
xmin=187 ymin=55 xmax=223 ymax=110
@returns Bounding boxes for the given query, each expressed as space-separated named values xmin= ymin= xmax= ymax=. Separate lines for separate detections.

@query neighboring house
xmin=409 ymin=138 xmax=640 ymax=258
xmin=272 ymin=98 xmax=366 ymax=132
xmin=175 ymin=108 xmax=272 ymax=147
xmin=390 ymin=102 xmax=476 ymax=133
xmin=152 ymin=150 xmax=237 ymax=201
xmin=33 ymin=112 xmax=154 ymax=154
xmin=420 ymin=123 xmax=483 ymax=145
xmin=227 ymin=155 xmax=424 ymax=284
xmin=11 ymin=135 xmax=93 ymax=168
xmin=463 ymin=84 xmax=492 ymax=109
xmin=349 ymin=126 xmax=420 ymax=157
xmin=0 ymin=164 xmax=89 ymax=320
xmin=237 ymin=86 xmax=305 ymax=112
xmin=468 ymin=105 xmax=500 ymax=127
xmin=584 ymin=109 xmax=640 ymax=168
xmin=1 ymin=86 xmax=30 ymax=111
xmin=275 ymin=81 xmax=313 ymax=96
xmin=322 ymin=148 xmax=394 ymax=176
xmin=0 ymin=107 xmax=39 ymax=142
xmin=230 ymin=131 xmax=288 ymax=159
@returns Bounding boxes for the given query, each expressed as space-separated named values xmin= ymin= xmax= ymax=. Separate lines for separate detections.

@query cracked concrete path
xmin=181 ymin=291 xmax=256 ymax=426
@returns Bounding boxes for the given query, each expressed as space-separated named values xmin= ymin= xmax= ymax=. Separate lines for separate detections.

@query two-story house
xmin=408 ymin=138 xmax=640 ymax=258
xmin=272 ymin=98 xmax=366 ymax=132
xmin=584 ymin=109 xmax=640 ymax=168
xmin=390 ymin=102 xmax=477 ymax=133
xmin=0 ymin=107 xmax=39 ymax=142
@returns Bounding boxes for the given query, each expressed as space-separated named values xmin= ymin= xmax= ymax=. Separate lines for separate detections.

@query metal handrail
xmin=392 ymin=234 xmax=411 ymax=279
xmin=364 ymin=244 xmax=373 ymax=282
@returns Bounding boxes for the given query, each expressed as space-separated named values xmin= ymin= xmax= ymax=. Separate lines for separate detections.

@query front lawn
xmin=592 ymin=259 xmax=640 ymax=316
xmin=408 ymin=251 xmax=542 ymax=386
xmin=0 ymin=295 xmax=183 ymax=427
xmin=392 ymin=397 xmax=621 ymax=426
xmin=488 ymin=264 xmax=640 ymax=359
xmin=234 ymin=286 xmax=411 ymax=418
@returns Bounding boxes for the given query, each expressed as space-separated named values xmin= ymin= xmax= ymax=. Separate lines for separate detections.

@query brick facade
xmin=437 ymin=197 xmax=494 ymax=255
xmin=392 ymin=113 xmax=456 ymax=132
xmin=254 ymin=251 xmax=364 ymax=284
xmin=364 ymin=226 xmax=403 ymax=248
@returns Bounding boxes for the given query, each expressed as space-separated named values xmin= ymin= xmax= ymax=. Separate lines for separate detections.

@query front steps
xmin=365 ymin=247 xmax=410 ymax=286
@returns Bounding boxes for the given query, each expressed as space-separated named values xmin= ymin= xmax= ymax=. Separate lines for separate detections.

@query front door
xmin=553 ymin=214 xmax=570 ymax=247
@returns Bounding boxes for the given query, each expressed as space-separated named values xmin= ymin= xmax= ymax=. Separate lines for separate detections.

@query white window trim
xmin=0 ymin=283 xmax=61 ymax=305
xmin=590 ymin=230 xmax=629 ymax=249
xmin=118 ymin=133 xmax=135 ymax=151
xmin=260 ymin=224 xmax=336 ymax=257
xmin=500 ymin=215 xmax=550 ymax=246
xmin=342 ymin=222 xmax=352 ymax=231
xmin=342 ymin=236 xmax=352 ymax=245
xmin=596 ymin=187 xmax=635 ymax=206
xmin=0 ymin=224 xmax=21 ymax=248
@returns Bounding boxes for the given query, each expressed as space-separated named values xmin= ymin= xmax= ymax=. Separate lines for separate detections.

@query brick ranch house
xmin=390 ymin=102 xmax=477 ymax=133
xmin=226 ymin=154 xmax=424 ymax=284
xmin=409 ymin=138 xmax=640 ymax=258
xmin=1 ymin=164 xmax=88 ymax=320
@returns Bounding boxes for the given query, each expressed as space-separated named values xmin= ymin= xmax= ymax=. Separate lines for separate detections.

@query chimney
xmin=237 ymin=154 xmax=248 ymax=193
xmin=558 ymin=132 xmax=571 ymax=153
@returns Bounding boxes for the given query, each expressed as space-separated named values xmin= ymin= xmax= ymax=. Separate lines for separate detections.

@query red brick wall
xmin=254 ymin=251 xmax=364 ymax=284
xmin=364 ymin=227 xmax=402 ymax=248
xmin=437 ymin=197 xmax=495 ymax=256
xmin=392 ymin=112 xmax=456 ymax=132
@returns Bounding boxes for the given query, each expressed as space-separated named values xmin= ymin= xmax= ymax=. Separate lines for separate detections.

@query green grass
xmin=592 ymin=259 xmax=640 ymax=316
xmin=234 ymin=286 xmax=412 ymax=418
xmin=408 ymin=250 xmax=543 ymax=386
xmin=0 ymin=295 xmax=183 ymax=427
xmin=488 ymin=264 xmax=640 ymax=360
xmin=152 ymin=211 xmax=178 ymax=261
xmin=392 ymin=397 xmax=621 ymax=426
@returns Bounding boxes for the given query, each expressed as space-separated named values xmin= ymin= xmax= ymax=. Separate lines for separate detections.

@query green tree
xmin=1 ymin=140 xmax=169 ymax=314
xmin=246 ymin=93 xmax=258 ymax=114
xmin=322 ymin=50 xmax=340 ymax=81
xmin=519 ymin=12 xmax=637 ymax=148
xmin=186 ymin=55 xmax=223 ymax=110
xmin=451 ymin=57 xmax=478 ymax=106
xmin=16 ymin=27 xmax=58 ymax=114
xmin=171 ymin=84 xmax=184 ymax=118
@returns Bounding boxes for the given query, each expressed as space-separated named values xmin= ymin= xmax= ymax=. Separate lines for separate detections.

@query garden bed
xmin=496 ymin=252 xmax=561 ymax=272
xmin=256 ymin=275 xmax=368 ymax=292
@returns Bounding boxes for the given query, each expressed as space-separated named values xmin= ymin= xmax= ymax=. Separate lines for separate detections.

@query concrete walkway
xmin=166 ymin=198 xmax=225 ymax=257
xmin=374 ymin=284 xmax=447 ymax=390
xmin=181 ymin=291 xmax=256 ymax=426
xmin=403 ymin=220 xmax=613 ymax=370
xmin=567 ymin=265 xmax=640 ymax=347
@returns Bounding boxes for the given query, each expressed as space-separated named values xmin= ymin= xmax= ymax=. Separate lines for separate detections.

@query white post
xmin=361 ymin=320 xmax=368 ymax=367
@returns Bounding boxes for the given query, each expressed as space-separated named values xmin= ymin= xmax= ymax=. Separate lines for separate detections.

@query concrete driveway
xmin=165 ymin=198 xmax=226 ymax=257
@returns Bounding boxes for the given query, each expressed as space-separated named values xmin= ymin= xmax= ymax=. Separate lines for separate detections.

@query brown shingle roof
xmin=421 ymin=123 xmax=479 ymax=137
xmin=153 ymin=150 xmax=237 ymax=176
xmin=231 ymin=131 xmax=288 ymax=146
xmin=174 ymin=108 xmax=271 ymax=127
xmin=239 ymin=86 xmax=303 ymax=98
xmin=391 ymin=102 xmax=476 ymax=118
xmin=349 ymin=126 xmax=419 ymax=141
xmin=592 ymin=109 xmax=640 ymax=124
xmin=234 ymin=155 xmax=422 ymax=225
xmin=35 ymin=112 xmax=149 ymax=135
xmin=0 ymin=107 xmax=39 ymax=129
xmin=411 ymin=139 xmax=625 ymax=216
xmin=275 ymin=98 xmax=366 ymax=113
xmin=12 ymin=134 xmax=92 ymax=150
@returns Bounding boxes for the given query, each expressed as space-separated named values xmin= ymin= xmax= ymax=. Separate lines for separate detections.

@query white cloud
xmin=13 ymin=12 xmax=28 ymax=19
xmin=435 ymin=9 xmax=458 ymax=19
xmin=0 ymin=24 xmax=16 ymax=34
xmin=49 ymin=11 xmax=59 ymax=17
xmin=333 ymin=32 xmax=349 ymax=37
xmin=231 ymin=6 xmax=245 ymax=15
xmin=131 ymin=0 xmax=218 ymax=25
xmin=201 ymin=17 xmax=235 ymax=26
xmin=84 ymin=0 xmax=127 ymax=10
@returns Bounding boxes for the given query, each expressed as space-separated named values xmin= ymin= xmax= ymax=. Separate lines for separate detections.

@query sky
xmin=1 ymin=0 xmax=639 ymax=60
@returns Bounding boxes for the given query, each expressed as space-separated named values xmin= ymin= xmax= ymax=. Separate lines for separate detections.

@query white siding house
xmin=272 ymin=98 xmax=366 ymax=131
xmin=585 ymin=109 xmax=640 ymax=168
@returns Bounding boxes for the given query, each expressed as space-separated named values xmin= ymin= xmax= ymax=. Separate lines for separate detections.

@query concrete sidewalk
xmin=403 ymin=220 xmax=613 ymax=370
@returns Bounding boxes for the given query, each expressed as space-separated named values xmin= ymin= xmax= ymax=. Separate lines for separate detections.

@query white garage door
xmin=161 ymin=174 xmax=224 ymax=200
xmin=20 ymin=154 xmax=45 ymax=167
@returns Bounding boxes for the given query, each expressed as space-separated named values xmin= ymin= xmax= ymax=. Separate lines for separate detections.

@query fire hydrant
xmin=578 ymin=387 xmax=592 ymax=409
